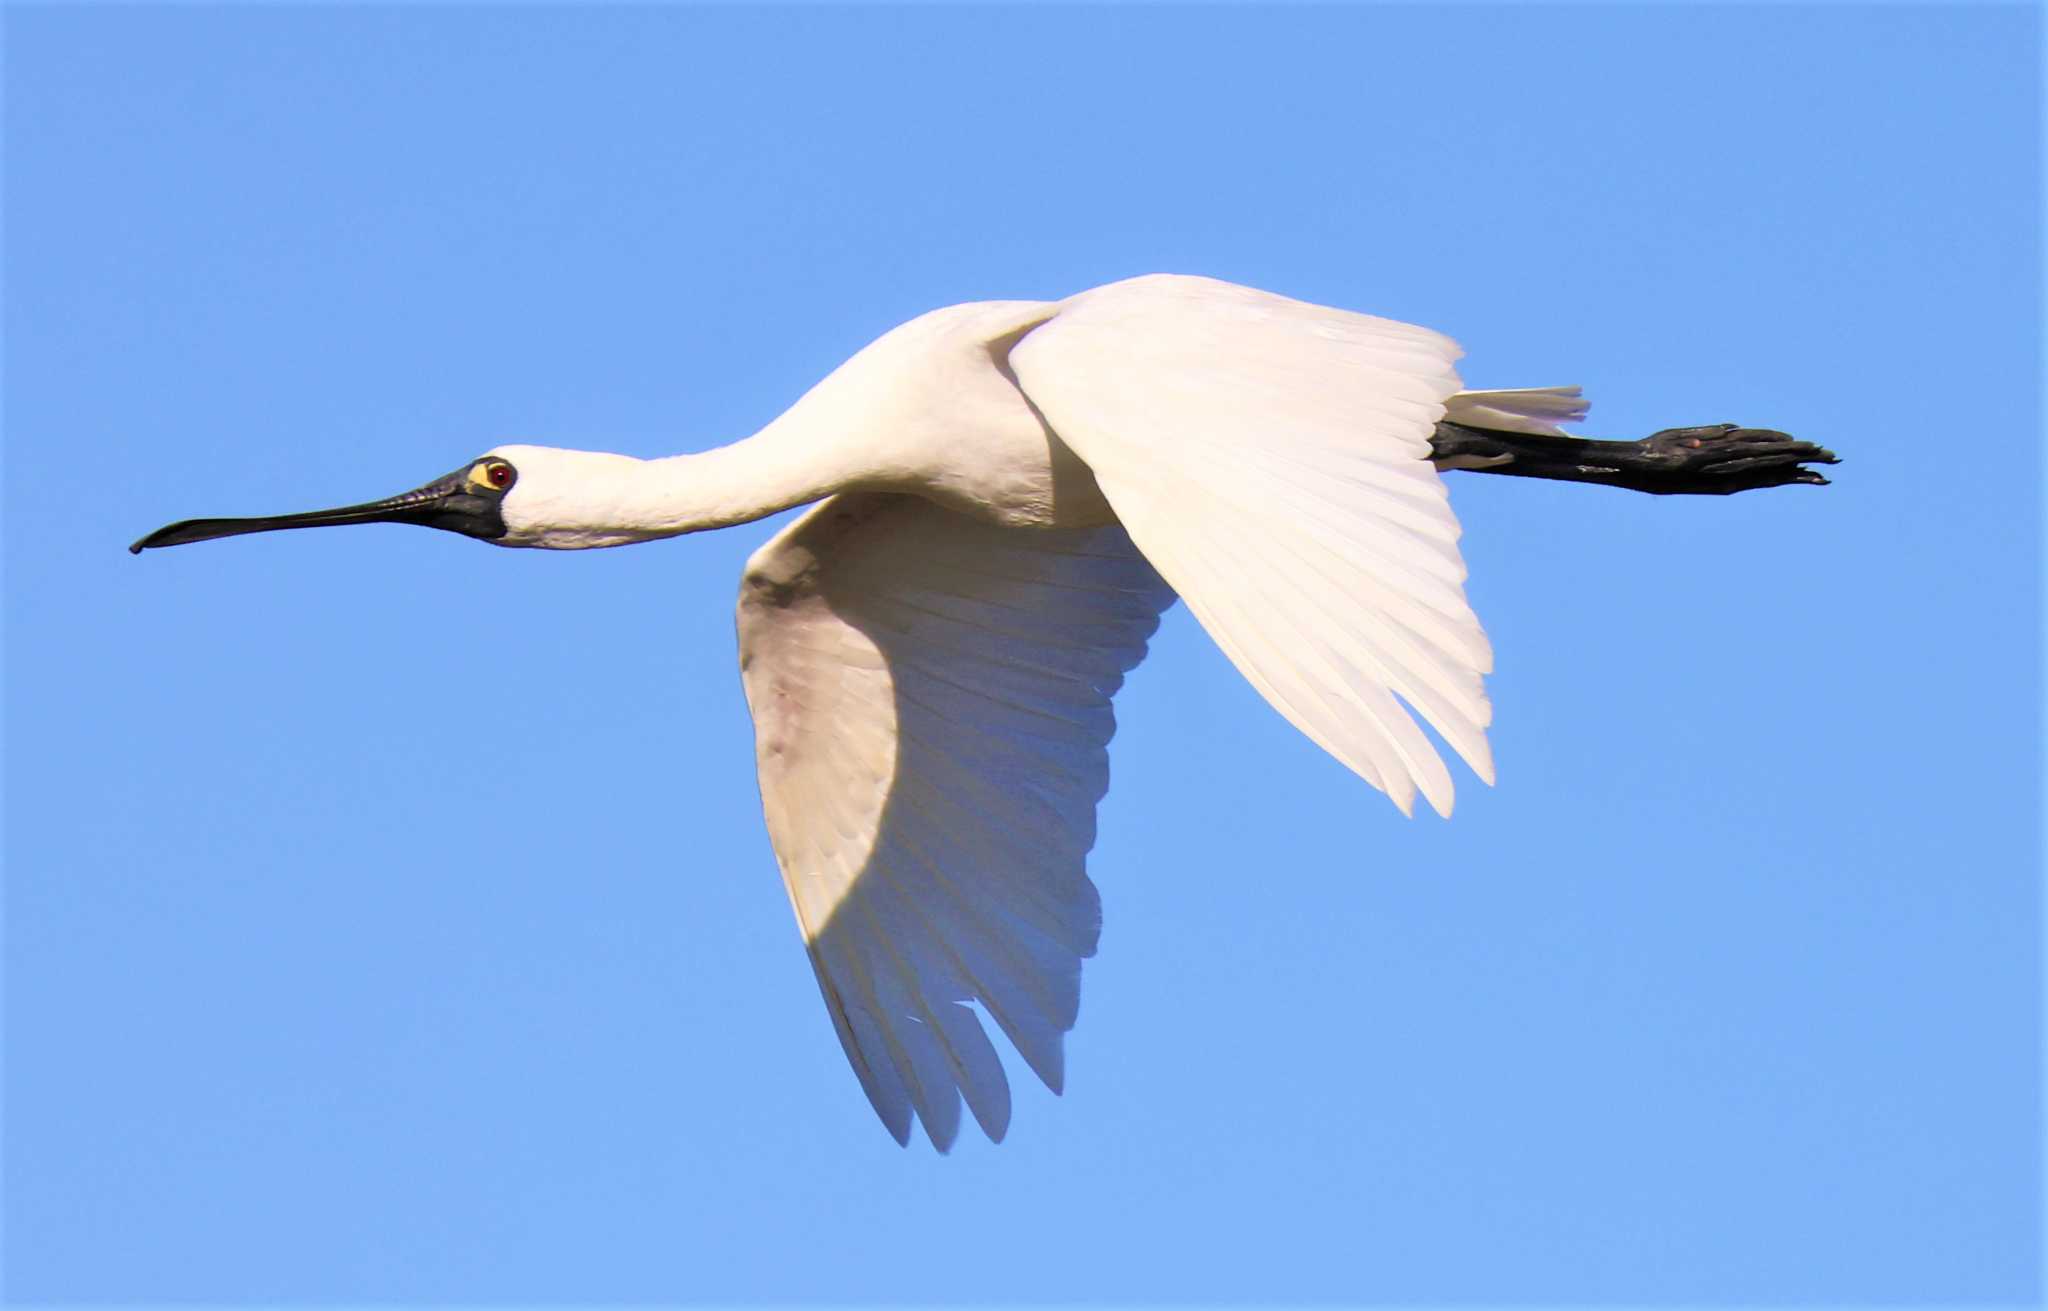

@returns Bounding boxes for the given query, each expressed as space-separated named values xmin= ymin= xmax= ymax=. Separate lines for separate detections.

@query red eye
xmin=486 ymin=462 xmax=512 ymax=489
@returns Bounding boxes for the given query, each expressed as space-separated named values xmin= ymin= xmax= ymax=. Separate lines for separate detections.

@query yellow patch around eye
xmin=467 ymin=463 xmax=499 ymax=491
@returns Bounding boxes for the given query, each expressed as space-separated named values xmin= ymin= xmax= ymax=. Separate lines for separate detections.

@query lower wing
xmin=736 ymin=492 xmax=1175 ymax=1149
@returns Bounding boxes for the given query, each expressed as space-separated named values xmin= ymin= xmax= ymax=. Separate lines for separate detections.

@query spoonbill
xmin=132 ymin=274 xmax=1836 ymax=1150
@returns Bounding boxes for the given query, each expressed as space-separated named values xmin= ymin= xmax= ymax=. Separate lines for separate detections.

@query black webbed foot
xmin=1429 ymin=420 xmax=1840 ymax=496
xmin=1634 ymin=425 xmax=1841 ymax=494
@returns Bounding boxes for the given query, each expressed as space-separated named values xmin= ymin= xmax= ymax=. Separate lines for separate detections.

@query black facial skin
xmin=129 ymin=459 xmax=518 ymax=554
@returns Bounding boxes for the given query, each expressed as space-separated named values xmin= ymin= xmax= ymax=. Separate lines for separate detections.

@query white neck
xmin=628 ymin=430 xmax=856 ymax=534
xmin=491 ymin=295 xmax=1064 ymax=550
xmin=492 ymin=404 xmax=878 ymax=550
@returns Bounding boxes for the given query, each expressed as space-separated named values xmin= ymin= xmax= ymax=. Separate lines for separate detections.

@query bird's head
xmin=129 ymin=445 xmax=659 ymax=554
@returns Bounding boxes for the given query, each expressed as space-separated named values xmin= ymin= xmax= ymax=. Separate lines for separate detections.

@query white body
xmin=488 ymin=275 xmax=1588 ymax=1149
xmin=493 ymin=298 xmax=1096 ymax=548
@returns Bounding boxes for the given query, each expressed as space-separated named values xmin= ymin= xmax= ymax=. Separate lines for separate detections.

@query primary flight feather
xmin=132 ymin=274 xmax=1836 ymax=1150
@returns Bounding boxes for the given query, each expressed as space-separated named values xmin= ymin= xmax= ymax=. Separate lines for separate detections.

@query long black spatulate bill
xmin=130 ymin=462 xmax=516 ymax=553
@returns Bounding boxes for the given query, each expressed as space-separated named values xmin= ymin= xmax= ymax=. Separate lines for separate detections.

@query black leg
xmin=1429 ymin=421 xmax=1840 ymax=495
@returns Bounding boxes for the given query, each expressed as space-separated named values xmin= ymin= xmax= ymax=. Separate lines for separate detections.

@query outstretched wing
xmin=736 ymin=493 xmax=1174 ymax=1150
xmin=1010 ymin=274 xmax=1495 ymax=818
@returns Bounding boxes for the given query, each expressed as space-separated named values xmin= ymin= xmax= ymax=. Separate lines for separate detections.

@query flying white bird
xmin=132 ymin=274 xmax=1835 ymax=1150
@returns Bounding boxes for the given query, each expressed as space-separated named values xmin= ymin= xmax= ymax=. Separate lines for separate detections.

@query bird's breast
xmin=833 ymin=298 xmax=1119 ymax=531
xmin=912 ymin=418 xmax=1115 ymax=531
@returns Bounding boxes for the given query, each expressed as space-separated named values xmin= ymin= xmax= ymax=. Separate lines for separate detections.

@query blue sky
xmin=5 ymin=4 xmax=2038 ymax=1304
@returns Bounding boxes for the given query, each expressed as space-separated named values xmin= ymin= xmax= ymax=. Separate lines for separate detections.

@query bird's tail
xmin=1443 ymin=385 xmax=1588 ymax=436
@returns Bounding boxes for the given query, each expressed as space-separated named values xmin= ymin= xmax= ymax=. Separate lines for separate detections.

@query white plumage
xmin=720 ymin=275 xmax=1514 ymax=1147
xmin=737 ymin=496 xmax=1171 ymax=1146
xmin=135 ymin=274 xmax=1830 ymax=1149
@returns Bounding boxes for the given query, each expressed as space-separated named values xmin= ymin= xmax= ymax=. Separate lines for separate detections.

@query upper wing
xmin=736 ymin=492 xmax=1174 ymax=1150
xmin=1009 ymin=274 xmax=1494 ymax=818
